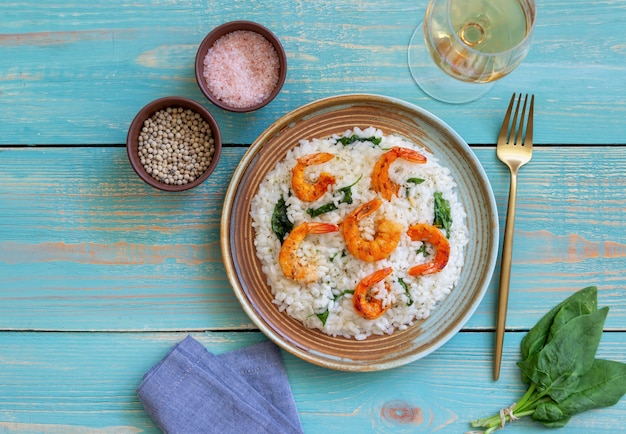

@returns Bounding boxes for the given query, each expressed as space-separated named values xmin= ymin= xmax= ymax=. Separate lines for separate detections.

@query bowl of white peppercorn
xmin=195 ymin=21 xmax=287 ymax=112
xmin=126 ymin=96 xmax=222 ymax=192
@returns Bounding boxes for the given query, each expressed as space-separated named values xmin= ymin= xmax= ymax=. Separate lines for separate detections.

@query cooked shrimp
xmin=407 ymin=223 xmax=450 ymax=276
xmin=371 ymin=146 xmax=427 ymax=201
xmin=291 ymin=152 xmax=336 ymax=202
xmin=279 ymin=221 xmax=339 ymax=283
xmin=353 ymin=267 xmax=393 ymax=320
xmin=342 ymin=198 xmax=402 ymax=262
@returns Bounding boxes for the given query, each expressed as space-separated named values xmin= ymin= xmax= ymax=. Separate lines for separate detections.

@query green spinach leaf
xmin=398 ymin=277 xmax=413 ymax=306
xmin=534 ymin=358 xmax=626 ymax=422
xmin=532 ymin=402 xmax=567 ymax=424
xmin=271 ymin=196 xmax=293 ymax=243
xmin=333 ymin=289 xmax=354 ymax=300
xmin=316 ymin=310 xmax=330 ymax=326
xmin=407 ymin=177 xmax=425 ymax=185
xmin=535 ymin=414 xmax=572 ymax=429
xmin=416 ymin=244 xmax=430 ymax=257
xmin=517 ymin=307 xmax=608 ymax=402
xmin=433 ymin=192 xmax=452 ymax=238
xmin=306 ymin=202 xmax=337 ymax=218
xmin=306 ymin=175 xmax=362 ymax=217
xmin=336 ymin=134 xmax=382 ymax=146
xmin=547 ymin=290 xmax=598 ymax=342
xmin=520 ymin=286 xmax=598 ymax=363
xmin=338 ymin=175 xmax=362 ymax=204
xmin=316 ymin=290 xmax=355 ymax=326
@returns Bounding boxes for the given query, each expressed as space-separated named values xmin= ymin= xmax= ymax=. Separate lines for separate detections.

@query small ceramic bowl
xmin=126 ymin=96 xmax=222 ymax=192
xmin=195 ymin=21 xmax=287 ymax=112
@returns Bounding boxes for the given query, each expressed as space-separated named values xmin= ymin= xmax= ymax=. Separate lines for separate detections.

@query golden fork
xmin=494 ymin=93 xmax=534 ymax=381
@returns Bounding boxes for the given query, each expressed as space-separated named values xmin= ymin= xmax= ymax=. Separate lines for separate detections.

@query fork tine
xmin=508 ymin=94 xmax=522 ymax=144
xmin=525 ymin=94 xmax=534 ymax=146
xmin=498 ymin=93 xmax=516 ymax=143
xmin=515 ymin=94 xmax=528 ymax=145
xmin=500 ymin=93 xmax=535 ymax=146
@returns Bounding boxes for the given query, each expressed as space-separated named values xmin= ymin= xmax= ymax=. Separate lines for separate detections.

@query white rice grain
xmin=250 ymin=127 xmax=469 ymax=339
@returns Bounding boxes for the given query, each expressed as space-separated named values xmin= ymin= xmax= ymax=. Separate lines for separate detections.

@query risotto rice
xmin=250 ymin=127 xmax=469 ymax=339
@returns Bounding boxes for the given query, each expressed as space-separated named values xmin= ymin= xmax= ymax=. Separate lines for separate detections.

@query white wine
xmin=424 ymin=0 xmax=533 ymax=83
xmin=407 ymin=0 xmax=535 ymax=102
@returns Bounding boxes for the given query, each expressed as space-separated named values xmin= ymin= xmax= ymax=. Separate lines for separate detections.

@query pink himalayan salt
xmin=203 ymin=30 xmax=280 ymax=109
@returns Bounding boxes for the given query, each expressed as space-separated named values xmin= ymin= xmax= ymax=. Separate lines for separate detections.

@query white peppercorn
xmin=137 ymin=107 xmax=216 ymax=185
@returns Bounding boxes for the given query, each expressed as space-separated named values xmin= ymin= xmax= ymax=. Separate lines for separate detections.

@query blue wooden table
xmin=1 ymin=1 xmax=625 ymax=433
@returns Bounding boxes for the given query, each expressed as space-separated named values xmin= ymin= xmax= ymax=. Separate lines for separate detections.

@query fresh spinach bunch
xmin=471 ymin=286 xmax=626 ymax=433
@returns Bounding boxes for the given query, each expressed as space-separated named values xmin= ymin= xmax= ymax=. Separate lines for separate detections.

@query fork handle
xmin=494 ymin=170 xmax=519 ymax=381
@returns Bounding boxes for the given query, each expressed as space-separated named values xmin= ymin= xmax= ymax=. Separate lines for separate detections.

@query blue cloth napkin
xmin=137 ymin=335 xmax=304 ymax=434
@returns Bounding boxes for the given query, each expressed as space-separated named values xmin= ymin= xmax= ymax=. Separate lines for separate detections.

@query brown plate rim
xmin=220 ymin=93 xmax=498 ymax=371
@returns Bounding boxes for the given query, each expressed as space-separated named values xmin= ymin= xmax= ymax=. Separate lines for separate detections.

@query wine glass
xmin=408 ymin=0 xmax=536 ymax=104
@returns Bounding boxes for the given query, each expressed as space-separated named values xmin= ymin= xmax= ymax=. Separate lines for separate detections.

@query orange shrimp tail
xmin=352 ymin=198 xmax=382 ymax=221
xmin=395 ymin=147 xmax=427 ymax=164
xmin=353 ymin=267 xmax=393 ymax=320
xmin=305 ymin=222 xmax=339 ymax=234
xmin=408 ymin=262 xmax=440 ymax=276
xmin=407 ymin=223 xmax=450 ymax=276
xmin=299 ymin=153 xmax=335 ymax=165
xmin=362 ymin=267 xmax=394 ymax=285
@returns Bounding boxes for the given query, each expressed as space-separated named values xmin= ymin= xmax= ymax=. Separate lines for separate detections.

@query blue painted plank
xmin=0 ymin=331 xmax=625 ymax=432
xmin=0 ymin=146 xmax=624 ymax=331
xmin=0 ymin=0 xmax=625 ymax=145
xmin=1 ymin=1 xmax=625 ymax=431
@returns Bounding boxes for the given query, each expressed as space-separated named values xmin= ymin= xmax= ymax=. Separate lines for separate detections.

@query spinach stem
xmin=471 ymin=384 xmax=542 ymax=432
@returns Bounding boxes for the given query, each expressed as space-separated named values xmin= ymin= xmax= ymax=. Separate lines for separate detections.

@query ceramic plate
xmin=221 ymin=94 xmax=498 ymax=371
